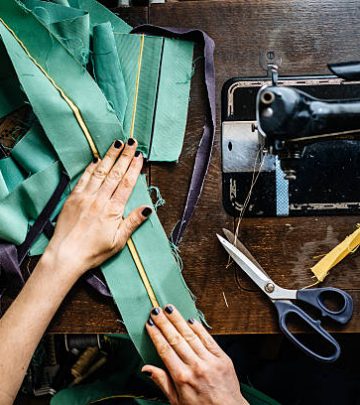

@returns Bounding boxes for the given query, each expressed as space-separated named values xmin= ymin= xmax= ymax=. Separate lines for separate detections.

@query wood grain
xmin=148 ymin=0 xmax=360 ymax=334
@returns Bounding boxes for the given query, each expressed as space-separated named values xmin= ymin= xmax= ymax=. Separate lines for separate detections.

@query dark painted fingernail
xmin=143 ymin=371 xmax=152 ymax=377
xmin=151 ymin=307 xmax=160 ymax=316
xmin=142 ymin=207 xmax=152 ymax=218
xmin=127 ymin=138 xmax=135 ymax=146
xmin=188 ymin=318 xmax=195 ymax=325
xmin=147 ymin=318 xmax=154 ymax=326
xmin=165 ymin=305 xmax=174 ymax=314
xmin=134 ymin=150 xmax=141 ymax=157
xmin=114 ymin=139 xmax=122 ymax=149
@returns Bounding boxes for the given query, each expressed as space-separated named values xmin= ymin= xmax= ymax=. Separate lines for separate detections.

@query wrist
xmin=40 ymin=243 xmax=84 ymax=282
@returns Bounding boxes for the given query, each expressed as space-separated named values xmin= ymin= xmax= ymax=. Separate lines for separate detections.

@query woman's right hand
xmin=47 ymin=138 xmax=151 ymax=278
xmin=142 ymin=305 xmax=248 ymax=405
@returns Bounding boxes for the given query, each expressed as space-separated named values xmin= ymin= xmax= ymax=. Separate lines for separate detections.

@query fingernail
xmin=147 ymin=318 xmax=154 ymax=326
xmin=165 ymin=305 xmax=174 ymax=315
xmin=134 ymin=150 xmax=141 ymax=157
xmin=151 ymin=307 xmax=160 ymax=316
xmin=92 ymin=157 xmax=98 ymax=164
xmin=142 ymin=207 xmax=152 ymax=218
xmin=127 ymin=138 xmax=135 ymax=146
xmin=188 ymin=318 xmax=195 ymax=325
xmin=114 ymin=139 xmax=123 ymax=149
xmin=142 ymin=371 xmax=152 ymax=377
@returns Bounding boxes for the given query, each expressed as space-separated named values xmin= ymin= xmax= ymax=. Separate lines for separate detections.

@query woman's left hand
xmin=47 ymin=138 xmax=152 ymax=277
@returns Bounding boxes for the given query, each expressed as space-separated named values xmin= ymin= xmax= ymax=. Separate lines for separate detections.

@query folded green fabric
xmin=93 ymin=22 xmax=128 ymax=124
xmin=0 ymin=0 xmax=199 ymax=364
xmin=11 ymin=122 xmax=58 ymax=175
xmin=0 ymin=156 xmax=25 ymax=196
xmin=23 ymin=0 xmax=91 ymax=65
xmin=0 ymin=161 xmax=63 ymax=244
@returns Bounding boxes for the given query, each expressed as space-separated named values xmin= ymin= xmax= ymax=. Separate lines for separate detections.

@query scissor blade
xmin=222 ymin=228 xmax=269 ymax=276
xmin=217 ymin=234 xmax=271 ymax=289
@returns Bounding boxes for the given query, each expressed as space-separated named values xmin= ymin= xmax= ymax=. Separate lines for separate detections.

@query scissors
xmin=218 ymin=229 xmax=353 ymax=363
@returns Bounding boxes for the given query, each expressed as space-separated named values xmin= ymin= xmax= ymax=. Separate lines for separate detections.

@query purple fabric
xmin=0 ymin=243 xmax=24 ymax=297
xmin=84 ymin=272 xmax=111 ymax=297
xmin=17 ymin=172 xmax=70 ymax=262
xmin=131 ymin=25 xmax=216 ymax=246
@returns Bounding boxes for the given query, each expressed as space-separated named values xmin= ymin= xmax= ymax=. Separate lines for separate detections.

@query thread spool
xmin=64 ymin=334 xmax=103 ymax=353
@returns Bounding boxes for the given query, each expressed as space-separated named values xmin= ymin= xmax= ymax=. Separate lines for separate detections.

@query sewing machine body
xmin=222 ymin=72 xmax=360 ymax=217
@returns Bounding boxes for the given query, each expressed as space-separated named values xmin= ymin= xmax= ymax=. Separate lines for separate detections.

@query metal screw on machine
xmin=265 ymin=283 xmax=275 ymax=293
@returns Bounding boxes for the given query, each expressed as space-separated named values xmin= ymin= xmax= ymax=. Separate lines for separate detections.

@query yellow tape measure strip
xmin=2 ymin=20 xmax=158 ymax=308
xmin=127 ymin=238 xmax=159 ymax=307
xmin=127 ymin=33 xmax=159 ymax=307
xmin=129 ymin=34 xmax=145 ymax=139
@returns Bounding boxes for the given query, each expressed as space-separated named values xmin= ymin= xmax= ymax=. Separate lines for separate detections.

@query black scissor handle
xmin=297 ymin=287 xmax=353 ymax=324
xmin=274 ymin=300 xmax=341 ymax=363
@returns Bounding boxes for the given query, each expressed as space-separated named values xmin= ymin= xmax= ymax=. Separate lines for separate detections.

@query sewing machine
xmin=222 ymin=62 xmax=360 ymax=217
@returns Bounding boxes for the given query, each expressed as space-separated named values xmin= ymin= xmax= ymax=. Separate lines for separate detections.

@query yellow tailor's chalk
xmin=311 ymin=225 xmax=360 ymax=283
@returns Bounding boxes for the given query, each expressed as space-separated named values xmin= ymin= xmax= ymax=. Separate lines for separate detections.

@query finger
xmin=146 ymin=320 xmax=185 ymax=377
xmin=85 ymin=139 xmax=124 ymax=194
xmin=110 ymin=149 xmax=143 ymax=207
xmin=163 ymin=304 xmax=210 ymax=359
xmin=116 ymin=206 xmax=152 ymax=248
xmin=187 ymin=318 xmax=224 ymax=357
xmin=150 ymin=308 xmax=197 ymax=365
xmin=72 ymin=157 xmax=98 ymax=194
xmin=142 ymin=365 xmax=177 ymax=402
xmin=98 ymin=138 xmax=139 ymax=199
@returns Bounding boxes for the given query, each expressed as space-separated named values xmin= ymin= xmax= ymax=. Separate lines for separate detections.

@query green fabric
xmin=0 ymin=0 xmax=198 ymax=365
xmin=149 ymin=38 xmax=194 ymax=161
xmin=112 ymin=33 xmax=194 ymax=159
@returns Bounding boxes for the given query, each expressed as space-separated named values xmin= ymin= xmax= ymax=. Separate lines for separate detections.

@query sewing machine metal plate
xmin=222 ymin=76 xmax=360 ymax=217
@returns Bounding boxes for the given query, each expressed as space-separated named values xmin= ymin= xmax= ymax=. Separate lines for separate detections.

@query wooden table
xmin=5 ymin=0 xmax=360 ymax=334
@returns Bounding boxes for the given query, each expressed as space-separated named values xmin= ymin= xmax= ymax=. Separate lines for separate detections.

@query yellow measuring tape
xmin=1 ymin=20 xmax=159 ymax=308
xmin=129 ymin=34 xmax=145 ymax=139
xmin=311 ymin=225 xmax=360 ymax=283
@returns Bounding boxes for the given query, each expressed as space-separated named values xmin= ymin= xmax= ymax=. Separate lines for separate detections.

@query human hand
xmin=142 ymin=305 xmax=248 ymax=405
xmin=46 ymin=138 xmax=152 ymax=277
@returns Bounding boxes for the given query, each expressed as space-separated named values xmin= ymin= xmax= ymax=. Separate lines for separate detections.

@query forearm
xmin=0 ymin=248 xmax=79 ymax=404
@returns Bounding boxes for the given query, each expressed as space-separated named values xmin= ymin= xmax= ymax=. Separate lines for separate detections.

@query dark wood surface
xmin=3 ymin=0 xmax=360 ymax=334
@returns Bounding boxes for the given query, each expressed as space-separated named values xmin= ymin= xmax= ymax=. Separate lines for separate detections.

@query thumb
xmin=142 ymin=365 xmax=177 ymax=402
xmin=117 ymin=205 xmax=152 ymax=247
